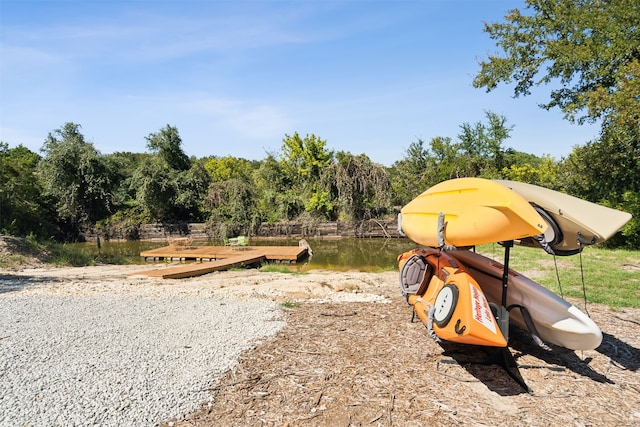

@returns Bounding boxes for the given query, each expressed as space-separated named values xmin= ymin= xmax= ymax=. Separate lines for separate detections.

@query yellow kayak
xmin=399 ymin=177 xmax=547 ymax=247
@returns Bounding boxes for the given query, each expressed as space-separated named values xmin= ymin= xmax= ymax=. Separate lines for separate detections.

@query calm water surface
xmin=81 ymin=238 xmax=420 ymax=272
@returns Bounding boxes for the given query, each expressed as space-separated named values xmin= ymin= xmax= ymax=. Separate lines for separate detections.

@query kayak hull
xmin=449 ymin=249 xmax=603 ymax=350
xmin=399 ymin=178 xmax=547 ymax=247
xmin=495 ymin=180 xmax=632 ymax=255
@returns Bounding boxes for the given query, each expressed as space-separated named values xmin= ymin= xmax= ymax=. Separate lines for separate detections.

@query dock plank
xmin=130 ymin=252 xmax=267 ymax=279
xmin=139 ymin=245 xmax=306 ymax=262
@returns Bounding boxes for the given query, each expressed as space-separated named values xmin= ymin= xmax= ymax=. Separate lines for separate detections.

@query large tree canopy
xmin=131 ymin=125 xmax=208 ymax=221
xmin=37 ymin=123 xmax=113 ymax=229
xmin=0 ymin=143 xmax=52 ymax=236
xmin=474 ymin=0 xmax=640 ymax=128
xmin=145 ymin=124 xmax=191 ymax=171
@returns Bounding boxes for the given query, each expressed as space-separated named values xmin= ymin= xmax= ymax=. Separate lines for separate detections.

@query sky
xmin=0 ymin=0 xmax=600 ymax=166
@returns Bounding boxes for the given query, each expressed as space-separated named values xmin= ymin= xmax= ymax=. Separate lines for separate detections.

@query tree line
xmin=1 ymin=110 xmax=637 ymax=247
xmin=2 ymin=0 xmax=638 ymax=247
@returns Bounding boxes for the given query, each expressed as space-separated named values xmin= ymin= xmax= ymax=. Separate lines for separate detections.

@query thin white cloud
xmin=1 ymin=5 xmax=330 ymax=67
xmin=179 ymin=94 xmax=293 ymax=140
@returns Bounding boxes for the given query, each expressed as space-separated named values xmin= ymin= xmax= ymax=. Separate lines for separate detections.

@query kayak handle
xmin=576 ymin=232 xmax=597 ymax=246
xmin=454 ymin=319 xmax=466 ymax=335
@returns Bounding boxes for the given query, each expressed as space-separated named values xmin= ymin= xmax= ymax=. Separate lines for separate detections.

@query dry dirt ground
xmin=161 ymin=286 xmax=640 ymax=427
xmin=1 ymin=236 xmax=639 ymax=426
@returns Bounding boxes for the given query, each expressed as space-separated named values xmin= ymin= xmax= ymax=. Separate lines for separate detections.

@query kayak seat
xmin=399 ymin=254 xmax=433 ymax=298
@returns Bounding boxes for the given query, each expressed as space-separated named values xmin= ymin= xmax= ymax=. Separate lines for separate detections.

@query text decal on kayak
xmin=470 ymin=284 xmax=496 ymax=334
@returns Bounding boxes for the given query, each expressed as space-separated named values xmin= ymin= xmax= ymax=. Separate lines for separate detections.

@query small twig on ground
xmin=288 ymin=349 xmax=325 ymax=356
xmin=369 ymin=413 xmax=383 ymax=424
xmin=387 ymin=393 xmax=395 ymax=425
xmin=320 ymin=311 xmax=358 ymax=317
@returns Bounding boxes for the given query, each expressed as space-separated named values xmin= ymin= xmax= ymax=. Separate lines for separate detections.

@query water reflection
xmin=76 ymin=238 xmax=420 ymax=272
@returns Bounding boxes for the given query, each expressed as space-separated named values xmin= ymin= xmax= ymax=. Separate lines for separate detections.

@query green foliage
xmin=205 ymin=178 xmax=258 ymax=237
xmin=0 ymin=143 xmax=54 ymax=237
xmin=279 ymin=300 xmax=300 ymax=308
xmin=204 ymin=156 xmax=254 ymax=182
xmin=457 ymin=111 xmax=513 ymax=176
xmin=145 ymin=124 xmax=191 ymax=171
xmin=305 ymin=190 xmax=334 ymax=219
xmin=391 ymin=111 xmax=516 ymax=205
xmin=48 ymin=242 xmax=96 ymax=266
xmin=501 ymin=154 xmax=560 ymax=189
xmin=130 ymin=125 xmax=208 ymax=221
xmin=2 ymin=115 xmax=637 ymax=249
xmin=280 ymin=132 xmax=333 ymax=180
xmin=174 ymin=161 xmax=211 ymax=221
xmin=37 ymin=123 xmax=113 ymax=231
xmin=618 ymin=190 xmax=640 ymax=248
xmin=474 ymin=0 xmax=640 ymax=129
xmin=130 ymin=156 xmax=176 ymax=220
xmin=321 ymin=152 xmax=391 ymax=221
xmin=259 ymin=264 xmax=304 ymax=274
xmin=253 ymin=155 xmax=304 ymax=222
xmin=389 ymin=139 xmax=432 ymax=205
xmin=96 ymin=206 xmax=151 ymax=240
xmin=103 ymin=151 xmax=149 ymax=207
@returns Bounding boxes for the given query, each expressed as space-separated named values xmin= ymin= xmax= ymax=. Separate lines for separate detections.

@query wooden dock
xmin=139 ymin=245 xmax=307 ymax=262
xmin=130 ymin=252 xmax=267 ymax=279
xmin=131 ymin=244 xmax=308 ymax=279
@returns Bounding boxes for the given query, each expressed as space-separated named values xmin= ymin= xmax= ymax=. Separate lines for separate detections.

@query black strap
xmin=508 ymin=304 xmax=552 ymax=351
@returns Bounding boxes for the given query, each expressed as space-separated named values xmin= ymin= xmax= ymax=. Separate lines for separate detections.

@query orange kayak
xmin=399 ymin=248 xmax=507 ymax=347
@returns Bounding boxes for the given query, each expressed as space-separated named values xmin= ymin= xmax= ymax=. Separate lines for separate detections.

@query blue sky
xmin=1 ymin=0 xmax=599 ymax=166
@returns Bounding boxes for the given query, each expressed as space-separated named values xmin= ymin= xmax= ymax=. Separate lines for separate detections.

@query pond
xmin=79 ymin=237 xmax=421 ymax=272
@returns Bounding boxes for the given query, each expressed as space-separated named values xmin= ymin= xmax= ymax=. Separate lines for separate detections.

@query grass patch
xmin=0 ymin=235 xmax=135 ymax=268
xmin=48 ymin=243 xmax=96 ymax=266
xmin=47 ymin=242 xmax=134 ymax=266
xmin=280 ymin=300 xmax=300 ymax=309
xmin=476 ymin=244 xmax=640 ymax=308
xmin=259 ymin=264 xmax=304 ymax=274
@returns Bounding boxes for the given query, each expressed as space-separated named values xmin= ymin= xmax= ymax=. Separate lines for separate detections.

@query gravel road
xmin=0 ymin=289 xmax=285 ymax=426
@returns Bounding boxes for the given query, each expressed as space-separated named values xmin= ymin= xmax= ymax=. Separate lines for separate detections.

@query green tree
xmin=253 ymin=154 xmax=303 ymax=222
xmin=103 ymin=151 xmax=148 ymax=208
xmin=457 ymin=111 xmax=513 ymax=177
xmin=321 ymin=152 xmax=391 ymax=221
xmin=501 ymin=154 xmax=560 ymax=188
xmin=473 ymin=0 xmax=640 ymax=128
xmin=0 ymin=143 xmax=54 ymax=237
xmin=389 ymin=139 xmax=433 ymax=206
xmin=145 ymin=124 xmax=191 ymax=171
xmin=37 ymin=123 xmax=113 ymax=233
xmin=280 ymin=132 xmax=334 ymax=180
xmin=204 ymin=156 xmax=254 ymax=182
xmin=279 ymin=132 xmax=335 ymax=219
xmin=175 ymin=160 xmax=211 ymax=221
xmin=205 ymin=178 xmax=257 ymax=237
xmin=130 ymin=156 xmax=175 ymax=220
xmin=131 ymin=125 xmax=207 ymax=221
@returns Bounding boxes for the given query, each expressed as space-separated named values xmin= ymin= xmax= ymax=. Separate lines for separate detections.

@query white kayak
xmin=449 ymin=249 xmax=603 ymax=350
xmin=495 ymin=180 xmax=632 ymax=256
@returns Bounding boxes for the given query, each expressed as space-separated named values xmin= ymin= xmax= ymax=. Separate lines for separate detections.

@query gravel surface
xmin=0 ymin=291 xmax=285 ymax=426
